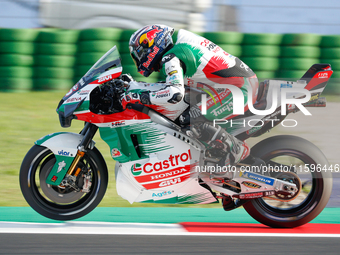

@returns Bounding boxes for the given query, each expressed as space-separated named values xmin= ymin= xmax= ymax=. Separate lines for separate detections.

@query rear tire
xmin=20 ymin=145 xmax=108 ymax=221
xmin=243 ymin=135 xmax=332 ymax=228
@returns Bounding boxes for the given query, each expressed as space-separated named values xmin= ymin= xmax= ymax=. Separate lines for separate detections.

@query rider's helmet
xmin=129 ymin=24 xmax=174 ymax=77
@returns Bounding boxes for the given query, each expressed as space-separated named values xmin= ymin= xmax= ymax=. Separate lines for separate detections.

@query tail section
xmin=301 ymin=64 xmax=333 ymax=108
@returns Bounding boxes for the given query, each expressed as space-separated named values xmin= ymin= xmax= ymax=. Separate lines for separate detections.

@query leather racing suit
xmin=122 ymin=29 xmax=259 ymax=165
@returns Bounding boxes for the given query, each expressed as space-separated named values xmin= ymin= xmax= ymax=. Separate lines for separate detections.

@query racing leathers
xmin=121 ymin=29 xmax=259 ymax=165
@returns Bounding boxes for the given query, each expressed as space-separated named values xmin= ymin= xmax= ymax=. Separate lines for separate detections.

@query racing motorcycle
xmin=20 ymin=46 xmax=333 ymax=228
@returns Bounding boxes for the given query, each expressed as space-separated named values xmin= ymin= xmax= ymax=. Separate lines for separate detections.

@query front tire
xmin=19 ymin=145 xmax=108 ymax=221
xmin=243 ymin=135 xmax=332 ymax=228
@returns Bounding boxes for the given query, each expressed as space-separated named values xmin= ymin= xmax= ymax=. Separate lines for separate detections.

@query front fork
xmin=61 ymin=123 xmax=98 ymax=189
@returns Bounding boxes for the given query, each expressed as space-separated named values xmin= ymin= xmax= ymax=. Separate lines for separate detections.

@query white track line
xmin=1 ymin=222 xmax=340 ymax=238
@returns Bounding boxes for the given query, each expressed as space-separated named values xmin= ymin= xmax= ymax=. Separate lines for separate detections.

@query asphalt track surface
xmin=1 ymin=208 xmax=340 ymax=254
xmin=1 ymin=234 xmax=339 ymax=255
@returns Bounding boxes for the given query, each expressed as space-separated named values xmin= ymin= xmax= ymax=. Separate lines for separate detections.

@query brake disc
xmin=39 ymin=159 xmax=84 ymax=204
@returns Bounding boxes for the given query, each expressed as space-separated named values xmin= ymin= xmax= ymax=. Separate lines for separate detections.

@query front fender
xmin=35 ymin=132 xmax=93 ymax=185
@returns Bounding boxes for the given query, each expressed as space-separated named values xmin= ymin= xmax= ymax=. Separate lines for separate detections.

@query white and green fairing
xmin=35 ymin=132 xmax=94 ymax=185
xmin=98 ymin=121 xmax=218 ymax=205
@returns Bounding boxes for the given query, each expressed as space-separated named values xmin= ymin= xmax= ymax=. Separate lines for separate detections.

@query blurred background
xmin=0 ymin=0 xmax=340 ymax=91
xmin=2 ymin=0 xmax=340 ymax=33
xmin=0 ymin=0 xmax=339 ymax=207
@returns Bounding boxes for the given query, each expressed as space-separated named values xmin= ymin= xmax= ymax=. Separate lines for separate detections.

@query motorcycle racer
xmin=121 ymin=24 xmax=259 ymax=165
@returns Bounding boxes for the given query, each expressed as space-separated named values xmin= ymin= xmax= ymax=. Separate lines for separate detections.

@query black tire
xmin=19 ymin=145 xmax=108 ymax=221
xmin=243 ymin=135 xmax=332 ymax=228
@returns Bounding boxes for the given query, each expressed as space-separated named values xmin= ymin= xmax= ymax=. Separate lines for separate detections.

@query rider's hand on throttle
xmin=120 ymin=90 xmax=151 ymax=109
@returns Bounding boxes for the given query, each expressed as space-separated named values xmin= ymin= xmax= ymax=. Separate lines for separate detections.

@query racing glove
xmin=120 ymin=73 xmax=134 ymax=83
xmin=120 ymin=89 xmax=151 ymax=109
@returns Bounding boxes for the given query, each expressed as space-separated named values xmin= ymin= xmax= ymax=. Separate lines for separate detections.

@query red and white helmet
xmin=129 ymin=24 xmax=174 ymax=77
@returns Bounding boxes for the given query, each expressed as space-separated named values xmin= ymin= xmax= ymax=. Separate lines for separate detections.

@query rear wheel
xmin=20 ymin=145 xmax=108 ymax=221
xmin=243 ymin=135 xmax=332 ymax=228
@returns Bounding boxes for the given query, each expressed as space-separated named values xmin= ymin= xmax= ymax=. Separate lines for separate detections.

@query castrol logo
xmin=131 ymin=150 xmax=191 ymax=176
xmin=132 ymin=149 xmax=192 ymax=189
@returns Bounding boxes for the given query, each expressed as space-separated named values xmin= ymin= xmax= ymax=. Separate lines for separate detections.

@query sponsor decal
xmin=203 ymin=84 xmax=312 ymax=116
xmin=133 ymin=150 xmax=192 ymax=189
xmin=66 ymin=97 xmax=82 ymax=103
xmin=165 ymin=65 xmax=176 ymax=73
xmin=159 ymin=177 xmax=184 ymax=187
xmin=51 ymin=175 xmax=58 ymax=183
xmin=140 ymin=26 xmax=162 ymax=47
xmin=57 ymin=161 xmax=66 ymax=173
xmin=77 ymin=89 xmax=91 ymax=95
xmin=238 ymin=192 xmax=264 ymax=199
xmin=309 ymin=94 xmax=319 ymax=101
xmin=162 ymin=53 xmax=176 ymax=63
xmin=318 ymin=72 xmax=328 ymax=78
xmin=246 ymin=126 xmax=262 ymax=135
xmin=264 ymin=191 xmax=275 ymax=196
xmin=142 ymin=174 xmax=190 ymax=189
xmin=200 ymin=39 xmax=218 ymax=51
xmin=131 ymin=163 xmax=142 ymax=176
xmin=169 ymin=75 xmax=179 ymax=82
xmin=187 ymin=78 xmax=195 ymax=86
xmin=140 ymin=150 xmax=191 ymax=174
xmin=58 ymin=150 xmax=70 ymax=156
xmin=154 ymin=89 xmax=170 ymax=96
xmin=143 ymin=83 xmax=157 ymax=87
xmin=111 ymin=120 xmax=125 ymax=128
xmin=280 ymin=83 xmax=293 ymax=88
xmin=241 ymin=172 xmax=274 ymax=185
xmin=134 ymin=165 xmax=190 ymax=183
xmin=240 ymin=62 xmax=250 ymax=71
xmin=242 ymin=181 xmax=261 ymax=189
xmin=142 ymin=46 xmax=160 ymax=68
xmin=210 ymin=99 xmax=233 ymax=117
xmin=162 ymin=55 xmax=172 ymax=62
xmin=65 ymin=84 xmax=79 ymax=97
xmin=98 ymin=74 xmax=112 ymax=83
xmin=111 ymin=148 xmax=121 ymax=157
xmin=152 ymin=191 xmax=172 ymax=198
xmin=156 ymin=93 xmax=170 ymax=99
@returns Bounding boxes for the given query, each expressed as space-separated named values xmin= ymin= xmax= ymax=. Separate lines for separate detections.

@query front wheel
xmin=19 ymin=145 xmax=108 ymax=221
xmin=243 ymin=135 xmax=332 ymax=228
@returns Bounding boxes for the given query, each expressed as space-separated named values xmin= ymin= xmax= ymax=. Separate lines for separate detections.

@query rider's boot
xmin=197 ymin=123 xmax=250 ymax=165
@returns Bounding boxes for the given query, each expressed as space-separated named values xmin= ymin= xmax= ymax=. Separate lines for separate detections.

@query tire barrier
xmin=0 ymin=28 xmax=338 ymax=94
